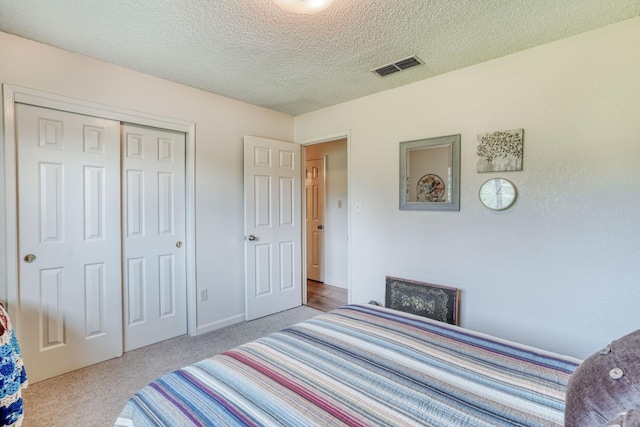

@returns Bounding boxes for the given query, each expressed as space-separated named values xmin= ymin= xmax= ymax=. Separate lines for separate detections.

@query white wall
xmin=0 ymin=32 xmax=293 ymax=333
xmin=305 ymin=140 xmax=348 ymax=288
xmin=294 ymin=18 xmax=640 ymax=359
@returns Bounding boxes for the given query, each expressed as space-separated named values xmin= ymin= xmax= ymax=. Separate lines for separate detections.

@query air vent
xmin=372 ymin=55 xmax=422 ymax=77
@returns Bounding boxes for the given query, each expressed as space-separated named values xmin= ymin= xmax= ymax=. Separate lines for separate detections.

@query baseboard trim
xmin=324 ymin=278 xmax=347 ymax=289
xmin=196 ymin=313 xmax=245 ymax=335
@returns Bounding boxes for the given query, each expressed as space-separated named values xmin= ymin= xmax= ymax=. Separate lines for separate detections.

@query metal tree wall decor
xmin=477 ymin=129 xmax=524 ymax=172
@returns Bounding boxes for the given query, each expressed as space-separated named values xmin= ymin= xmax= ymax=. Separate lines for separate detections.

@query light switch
xmin=337 ymin=200 xmax=342 ymax=208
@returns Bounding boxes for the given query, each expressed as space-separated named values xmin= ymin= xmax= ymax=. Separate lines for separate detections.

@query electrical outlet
xmin=200 ymin=288 xmax=208 ymax=302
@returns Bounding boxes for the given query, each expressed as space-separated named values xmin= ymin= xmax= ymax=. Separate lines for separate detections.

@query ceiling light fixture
xmin=273 ymin=0 xmax=335 ymax=14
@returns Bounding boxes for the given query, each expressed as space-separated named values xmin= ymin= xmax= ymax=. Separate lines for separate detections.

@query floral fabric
xmin=0 ymin=305 xmax=27 ymax=427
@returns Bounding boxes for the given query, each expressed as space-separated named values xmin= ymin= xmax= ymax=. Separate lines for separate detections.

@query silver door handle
xmin=247 ymin=235 xmax=256 ymax=241
xmin=24 ymin=254 xmax=37 ymax=263
xmin=176 ymin=241 xmax=183 ymax=248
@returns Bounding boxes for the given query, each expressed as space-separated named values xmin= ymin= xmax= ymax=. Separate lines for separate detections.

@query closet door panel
xmin=16 ymin=103 xmax=122 ymax=383
xmin=122 ymin=124 xmax=187 ymax=351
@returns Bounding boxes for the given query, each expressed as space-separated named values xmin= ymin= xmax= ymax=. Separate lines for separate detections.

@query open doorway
xmin=304 ymin=138 xmax=348 ymax=312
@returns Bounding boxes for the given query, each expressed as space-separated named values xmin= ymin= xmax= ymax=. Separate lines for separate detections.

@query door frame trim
xmin=1 ymin=84 xmax=198 ymax=337
xmin=300 ymin=131 xmax=351 ymax=305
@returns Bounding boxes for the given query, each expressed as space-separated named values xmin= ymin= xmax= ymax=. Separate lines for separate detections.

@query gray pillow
xmin=565 ymin=330 xmax=640 ymax=427
xmin=600 ymin=410 xmax=640 ymax=427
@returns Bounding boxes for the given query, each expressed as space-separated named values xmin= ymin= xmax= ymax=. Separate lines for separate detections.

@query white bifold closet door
xmin=16 ymin=104 xmax=123 ymax=383
xmin=16 ymin=106 xmax=188 ymax=383
xmin=121 ymin=124 xmax=187 ymax=351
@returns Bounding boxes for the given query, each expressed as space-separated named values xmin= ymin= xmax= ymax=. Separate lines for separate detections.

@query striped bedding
xmin=115 ymin=304 xmax=581 ymax=426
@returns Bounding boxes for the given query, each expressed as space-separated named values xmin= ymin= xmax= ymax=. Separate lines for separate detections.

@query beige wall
xmin=3 ymin=17 xmax=639 ymax=360
xmin=294 ymin=18 xmax=640 ymax=359
xmin=0 ymin=31 xmax=293 ymax=333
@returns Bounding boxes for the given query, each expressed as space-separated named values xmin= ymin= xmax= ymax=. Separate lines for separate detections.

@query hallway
xmin=306 ymin=280 xmax=347 ymax=312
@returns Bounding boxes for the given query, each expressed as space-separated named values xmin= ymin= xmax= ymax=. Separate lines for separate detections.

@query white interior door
xmin=244 ymin=135 xmax=302 ymax=320
xmin=306 ymin=157 xmax=325 ymax=282
xmin=16 ymin=104 xmax=123 ymax=383
xmin=122 ymin=124 xmax=187 ymax=351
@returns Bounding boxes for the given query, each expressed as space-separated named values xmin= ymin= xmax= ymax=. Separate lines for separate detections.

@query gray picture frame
xmin=400 ymin=134 xmax=461 ymax=211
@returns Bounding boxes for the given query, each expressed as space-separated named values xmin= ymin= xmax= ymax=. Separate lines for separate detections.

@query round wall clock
xmin=479 ymin=178 xmax=517 ymax=210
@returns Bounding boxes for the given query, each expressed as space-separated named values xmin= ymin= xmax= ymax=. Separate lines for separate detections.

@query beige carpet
xmin=23 ymin=305 xmax=321 ymax=427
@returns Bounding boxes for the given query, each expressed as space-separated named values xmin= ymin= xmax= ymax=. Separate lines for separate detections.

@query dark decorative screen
xmin=385 ymin=276 xmax=460 ymax=325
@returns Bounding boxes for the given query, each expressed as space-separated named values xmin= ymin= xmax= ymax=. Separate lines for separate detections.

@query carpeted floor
xmin=23 ymin=305 xmax=321 ymax=427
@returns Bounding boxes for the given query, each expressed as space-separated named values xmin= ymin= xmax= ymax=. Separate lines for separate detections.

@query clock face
xmin=479 ymin=178 xmax=517 ymax=210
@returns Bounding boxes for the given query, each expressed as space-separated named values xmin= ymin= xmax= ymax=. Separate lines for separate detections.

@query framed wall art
xmin=477 ymin=128 xmax=524 ymax=172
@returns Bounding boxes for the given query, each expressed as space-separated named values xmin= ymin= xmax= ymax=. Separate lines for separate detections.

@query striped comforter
xmin=115 ymin=305 xmax=580 ymax=426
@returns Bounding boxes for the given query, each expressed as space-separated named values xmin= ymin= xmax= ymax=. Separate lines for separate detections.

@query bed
xmin=115 ymin=304 xmax=581 ymax=426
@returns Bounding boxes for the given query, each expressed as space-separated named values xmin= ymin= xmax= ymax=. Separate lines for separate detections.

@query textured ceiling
xmin=0 ymin=1 xmax=638 ymax=116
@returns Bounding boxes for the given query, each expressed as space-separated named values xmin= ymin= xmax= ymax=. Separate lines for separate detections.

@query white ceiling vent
xmin=372 ymin=55 xmax=422 ymax=77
